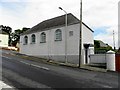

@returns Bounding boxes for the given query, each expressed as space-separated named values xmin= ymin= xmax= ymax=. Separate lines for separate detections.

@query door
xmin=115 ymin=54 xmax=120 ymax=72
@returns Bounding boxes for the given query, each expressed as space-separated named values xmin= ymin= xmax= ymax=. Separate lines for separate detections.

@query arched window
xmin=55 ymin=29 xmax=62 ymax=41
xmin=24 ymin=36 xmax=28 ymax=45
xmin=31 ymin=34 xmax=36 ymax=44
xmin=40 ymin=32 xmax=46 ymax=43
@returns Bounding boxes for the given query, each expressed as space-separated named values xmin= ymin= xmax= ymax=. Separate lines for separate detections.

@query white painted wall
xmin=82 ymin=24 xmax=94 ymax=64
xmin=0 ymin=34 xmax=8 ymax=47
xmin=106 ymin=51 xmax=116 ymax=71
xmin=89 ymin=54 xmax=106 ymax=64
xmin=20 ymin=23 xmax=94 ymax=64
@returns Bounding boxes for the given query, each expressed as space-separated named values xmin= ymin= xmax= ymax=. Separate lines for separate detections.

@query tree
xmin=22 ymin=27 xmax=30 ymax=32
xmin=94 ymin=40 xmax=100 ymax=48
xmin=94 ymin=40 xmax=113 ymax=54
xmin=0 ymin=25 xmax=12 ymax=46
xmin=0 ymin=25 xmax=30 ymax=46
xmin=11 ymin=27 xmax=30 ymax=46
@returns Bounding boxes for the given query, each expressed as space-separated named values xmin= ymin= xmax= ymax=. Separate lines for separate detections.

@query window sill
xmin=40 ymin=42 xmax=46 ymax=43
xmin=55 ymin=39 xmax=62 ymax=41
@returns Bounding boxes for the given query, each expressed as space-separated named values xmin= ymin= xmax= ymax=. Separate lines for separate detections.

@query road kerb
xmin=8 ymin=52 xmax=107 ymax=72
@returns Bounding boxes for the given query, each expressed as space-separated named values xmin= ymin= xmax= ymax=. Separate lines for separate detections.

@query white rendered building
xmin=20 ymin=13 xmax=94 ymax=65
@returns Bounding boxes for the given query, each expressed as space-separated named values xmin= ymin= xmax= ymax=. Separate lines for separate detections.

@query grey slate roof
xmin=21 ymin=13 xmax=93 ymax=35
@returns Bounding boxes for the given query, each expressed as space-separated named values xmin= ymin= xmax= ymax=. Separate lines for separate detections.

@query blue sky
xmin=1 ymin=1 xmax=25 ymax=10
xmin=0 ymin=1 xmax=27 ymax=17
xmin=0 ymin=0 xmax=119 ymax=48
xmin=93 ymin=27 xmax=110 ymax=36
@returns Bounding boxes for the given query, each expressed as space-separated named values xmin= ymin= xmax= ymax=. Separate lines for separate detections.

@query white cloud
xmin=83 ymin=0 xmax=119 ymax=48
xmin=83 ymin=0 xmax=118 ymax=28
xmin=0 ymin=0 xmax=119 ymax=48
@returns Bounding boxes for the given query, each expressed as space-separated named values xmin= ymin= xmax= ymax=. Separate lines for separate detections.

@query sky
xmin=0 ymin=0 xmax=119 ymax=48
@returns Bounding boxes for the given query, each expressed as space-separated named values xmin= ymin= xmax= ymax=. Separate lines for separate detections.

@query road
xmin=1 ymin=50 xmax=119 ymax=89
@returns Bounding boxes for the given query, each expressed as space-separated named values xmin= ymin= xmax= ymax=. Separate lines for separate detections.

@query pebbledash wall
xmin=20 ymin=23 xmax=94 ymax=65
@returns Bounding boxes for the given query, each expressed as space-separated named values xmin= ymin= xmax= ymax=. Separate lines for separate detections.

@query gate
xmin=115 ymin=54 xmax=120 ymax=72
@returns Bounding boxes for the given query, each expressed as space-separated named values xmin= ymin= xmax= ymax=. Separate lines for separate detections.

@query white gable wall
xmin=82 ymin=24 xmax=94 ymax=64
xmin=20 ymin=23 xmax=94 ymax=65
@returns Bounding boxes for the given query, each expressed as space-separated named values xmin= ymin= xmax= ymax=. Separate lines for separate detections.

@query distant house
xmin=94 ymin=40 xmax=113 ymax=54
xmin=97 ymin=40 xmax=108 ymax=48
xmin=0 ymin=30 xmax=8 ymax=47
xmin=20 ymin=13 xmax=94 ymax=65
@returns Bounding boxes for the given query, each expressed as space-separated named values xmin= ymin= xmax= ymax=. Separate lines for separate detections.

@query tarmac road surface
xmin=1 ymin=50 xmax=119 ymax=89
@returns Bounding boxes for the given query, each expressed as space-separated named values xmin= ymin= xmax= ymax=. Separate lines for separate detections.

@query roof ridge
xmin=42 ymin=13 xmax=73 ymax=22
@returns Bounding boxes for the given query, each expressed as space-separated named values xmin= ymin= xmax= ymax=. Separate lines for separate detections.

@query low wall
xmin=89 ymin=54 xmax=106 ymax=63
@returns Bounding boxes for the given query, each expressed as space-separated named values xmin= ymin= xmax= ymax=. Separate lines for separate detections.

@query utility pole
xmin=113 ymin=30 xmax=116 ymax=50
xmin=79 ymin=0 xmax=82 ymax=68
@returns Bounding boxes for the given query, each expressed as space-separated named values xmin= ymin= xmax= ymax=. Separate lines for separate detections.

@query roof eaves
xmin=82 ymin=22 xmax=94 ymax=32
xmin=20 ymin=21 xmax=94 ymax=36
xmin=20 ymin=22 xmax=80 ymax=36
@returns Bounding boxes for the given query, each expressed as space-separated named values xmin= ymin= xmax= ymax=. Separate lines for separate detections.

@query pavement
xmin=7 ymin=50 xmax=108 ymax=73
xmin=1 ymin=49 xmax=119 ymax=73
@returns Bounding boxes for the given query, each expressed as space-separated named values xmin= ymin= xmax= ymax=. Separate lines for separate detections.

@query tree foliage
xmin=11 ymin=27 xmax=30 ymax=46
xmin=94 ymin=40 xmax=100 ymax=48
xmin=94 ymin=40 xmax=113 ymax=53
xmin=0 ymin=25 xmax=30 ymax=46
xmin=0 ymin=25 xmax=12 ymax=34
